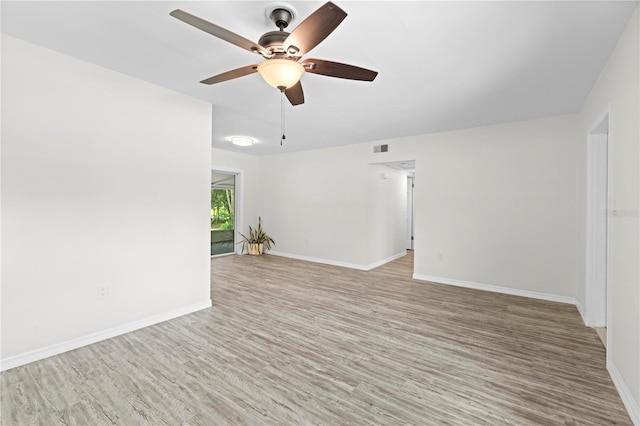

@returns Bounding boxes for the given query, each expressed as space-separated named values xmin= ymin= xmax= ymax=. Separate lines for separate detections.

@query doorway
xmin=211 ymin=171 xmax=237 ymax=256
xmin=407 ymin=176 xmax=415 ymax=250
xmin=586 ymin=109 xmax=609 ymax=346
xmin=375 ymin=159 xmax=416 ymax=251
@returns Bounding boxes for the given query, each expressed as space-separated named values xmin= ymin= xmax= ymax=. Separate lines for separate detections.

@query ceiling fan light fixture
xmin=257 ymin=59 xmax=305 ymax=90
xmin=230 ymin=136 xmax=255 ymax=146
xmin=172 ymin=2 xmax=377 ymax=107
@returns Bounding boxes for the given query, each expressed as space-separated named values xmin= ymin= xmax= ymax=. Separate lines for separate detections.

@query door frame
xmin=407 ymin=176 xmax=415 ymax=250
xmin=585 ymin=105 xmax=611 ymax=335
xmin=211 ymin=168 xmax=243 ymax=255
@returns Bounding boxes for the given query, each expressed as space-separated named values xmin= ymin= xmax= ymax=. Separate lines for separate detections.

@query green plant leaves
xmin=238 ymin=216 xmax=275 ymax=253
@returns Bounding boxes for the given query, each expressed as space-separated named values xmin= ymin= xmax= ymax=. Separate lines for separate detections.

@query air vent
xmin=373 ymin=144 xmax=388 ymax=153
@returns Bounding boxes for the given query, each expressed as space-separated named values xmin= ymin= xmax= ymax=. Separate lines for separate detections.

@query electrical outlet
xmin=437 ymin=252 xmax=444 ymax=261
xmin=97 ymin=286 xmax=108 ymax=300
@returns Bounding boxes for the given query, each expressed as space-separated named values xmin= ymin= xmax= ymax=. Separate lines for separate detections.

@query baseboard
xmin=269 ymin=250 xmax=406 ymax=271
xmin=608 ymin=360 xmax=640 ymax=425
xmin=575 ymin=298 xmax=588 ymax=325
xmin=0 ymin=299 xmax=212 ymax=372
xmin=365 ymin=251 xmax=406 ymax=270
xmin=412 ymin=274 xmax=576 ymax=305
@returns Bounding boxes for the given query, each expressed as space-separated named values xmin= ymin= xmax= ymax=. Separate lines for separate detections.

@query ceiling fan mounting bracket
xmin=271 ymin=8 xmax=292 ymax=30
xmin=265 ymin=3 xmax=297 ymax=29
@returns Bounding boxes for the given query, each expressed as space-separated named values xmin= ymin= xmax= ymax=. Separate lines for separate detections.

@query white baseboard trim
xmin=575 ymin=298 xmax=588 ymax=325
xmin=365 ymin=251 xmax=407 ymax=270
xmin=268 ymin=251 xmax=369 ymax=270
xmin=0 ymin=299 xmax=212 ymax=372
xmin=412 ymin=274 xmax=576 ymax=305
xmin=269 ymin=250 xmax=406 ymax=271
xmin=608 ymin=360 xmax=640 ymax=425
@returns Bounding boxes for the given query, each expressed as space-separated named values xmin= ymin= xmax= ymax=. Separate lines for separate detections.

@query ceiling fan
xmin=170 ymin=2 xmax=378 ymax=106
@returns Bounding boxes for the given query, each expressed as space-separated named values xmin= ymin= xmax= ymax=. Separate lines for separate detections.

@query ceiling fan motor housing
xmin=258 ymin=31 xmax=289 ymax=52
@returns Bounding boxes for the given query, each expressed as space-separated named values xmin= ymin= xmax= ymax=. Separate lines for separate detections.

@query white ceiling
xmin=2 ymin=1 xmax=637 ymax=156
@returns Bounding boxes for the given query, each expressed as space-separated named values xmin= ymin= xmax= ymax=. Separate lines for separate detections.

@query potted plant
xmin=238 ymin=217 xmax=275 ymax=255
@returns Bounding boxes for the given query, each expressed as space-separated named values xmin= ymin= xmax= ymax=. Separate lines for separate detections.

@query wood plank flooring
xmin=1 ymin=251 xmax=632 ymax=425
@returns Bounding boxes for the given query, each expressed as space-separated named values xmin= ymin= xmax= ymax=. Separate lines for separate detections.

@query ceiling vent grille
xmin=373 ymin=144 xmax=388 ymax=153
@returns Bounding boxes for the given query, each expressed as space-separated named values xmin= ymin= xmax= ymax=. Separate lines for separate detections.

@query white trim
xmin=234 ymin=172 xmax=243 ymax=255
xmin=211 ymin=167 xmax=243 ymax=255
xmin=0 ymin=299 xmax=212 ymax=372
xmin=585 ymin=105 xmax=610 ymax=327
xmin=575 ymin=298 xmax=587 ymax=325
xmin=269 ymin=251 xmax=369 ymax=270
xmin=407 ymin=176 xmax=415 ymax=250
xmin=411 ymin=274 xmax=576 ymax=305
xmin=608 ymin=360 xmax=640 ymax=425
xmin=605 ymin=106 xmax=614 ymax=356
xmin=269 ymin=250 xmax=406 ymax=271
xmin=366 ymin=251 xmax=407 ymax=270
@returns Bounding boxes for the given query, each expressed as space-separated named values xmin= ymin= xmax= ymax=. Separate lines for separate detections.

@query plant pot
xmin=247 ymin=243 xmax=264 ymax=255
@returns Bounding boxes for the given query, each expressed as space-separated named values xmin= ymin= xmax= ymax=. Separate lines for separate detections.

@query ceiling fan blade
xmin=303 ymin=59 xmax=378 ymax=81
xmin=283 ymin=2 xmax=347 ymax=57
xmin=170 ymin=9 xmax=269 ymax=57
xmin=200 ymin=64 xmax=258 ymax=85
xmin=285 ymin=81 xmax=305 ymax=106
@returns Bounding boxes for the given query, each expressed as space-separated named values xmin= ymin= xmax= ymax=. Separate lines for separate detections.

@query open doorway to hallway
xmin=379 ymin=160 xmax=416 ymax=251
xmin=407 ymin=175 xmax=415 ymax=250
xmin=586 ymin=108 xmax=610 ymax=349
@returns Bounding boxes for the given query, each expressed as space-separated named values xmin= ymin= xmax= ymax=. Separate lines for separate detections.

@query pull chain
xmin=280 ymin=89 xmax=286 ymax=146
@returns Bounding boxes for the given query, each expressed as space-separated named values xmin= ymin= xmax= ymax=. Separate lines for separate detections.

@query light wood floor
xmin=1 ymin=251 xmax=631 ymax=425
xmin=595 ymin=326 xmax=607 ymax=348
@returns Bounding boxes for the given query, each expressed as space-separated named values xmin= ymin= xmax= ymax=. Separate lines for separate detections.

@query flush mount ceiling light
xmin=257 ymin=59 xmax=305 ymax=90
xmin=230 ymin=136 xmax=254 ymax=147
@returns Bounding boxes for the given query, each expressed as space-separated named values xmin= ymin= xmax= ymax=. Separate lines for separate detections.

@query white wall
xmin=369 ymin=115 xmax=581 ymax=301
xmin=579 ymin=6 xmax=639 ymax=420
xmin=211 ymin=148 xmax=261 ymax=253
xmin=1 ymin=36 xmax=212 ymax=368
xmin=420 ymin=116 xmax=581 ymax=299
xmin=260 ymin=143 xmax=407 ymax=269
xmin=257 ymin=113 xmax=582 ymax=297
xmin=366 ymin=164 xmax=407 ymax=266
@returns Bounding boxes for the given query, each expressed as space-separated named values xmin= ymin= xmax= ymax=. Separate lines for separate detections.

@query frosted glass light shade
xmin=257 ymin=59 xmax=304 ymax=90
xmin=230 ymin=136 xmax=254 ymax=146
